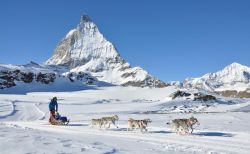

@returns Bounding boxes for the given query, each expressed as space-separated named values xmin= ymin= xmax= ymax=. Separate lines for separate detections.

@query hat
xmin=52 ymin=97 xmax=57 ymax=101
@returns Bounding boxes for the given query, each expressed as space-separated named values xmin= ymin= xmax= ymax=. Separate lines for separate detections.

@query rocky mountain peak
xmin=46 ymin=15 xmax=120 ymax=68
xmin=45 ymin=15 xmax=167 ymax=87
xmin=80 ymin=14 xmax=92 ymax=23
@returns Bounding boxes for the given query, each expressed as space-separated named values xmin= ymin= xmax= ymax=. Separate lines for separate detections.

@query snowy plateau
xmin=0 ymin=15 xmax=250 ymax=154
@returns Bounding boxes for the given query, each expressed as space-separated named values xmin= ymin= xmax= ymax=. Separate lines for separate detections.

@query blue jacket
xmin=49 ymin=100 xmax=58 ymax=111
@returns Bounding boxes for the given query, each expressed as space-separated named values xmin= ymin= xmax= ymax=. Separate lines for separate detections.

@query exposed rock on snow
xmin=36 ymin=72 xmax=56 ymax=84
xmin=45 ymin=15 xmax=167 ymax=87
xmin=0 ymin=63 xmax=99 ymax=90
xmin=64 ymin=71 xmax=97 ymax=85
xmin=170 ymin=90 xmax=217 ymax=102
xmin=0 ymin=66 xmax=55 ymax=89
xmin=169 ymin=90 xmax=192 ymax=100
xmin=193 ymin=93 xmax=216 ymax=102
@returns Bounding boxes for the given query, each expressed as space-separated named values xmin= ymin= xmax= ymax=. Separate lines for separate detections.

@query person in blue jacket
xmin=49 ymin=97 xmax=58 ymax=123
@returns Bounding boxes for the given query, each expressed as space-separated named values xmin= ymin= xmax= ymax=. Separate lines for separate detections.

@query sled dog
xmin=90 ymin=118 xmax=105 ymax=128
xmin=101 ymin=115 xmax=119 ymax=128
xmin=127 ymin=118 xmax=152 ymax=132
xmin=167 ymin=116 xmax=200 ymax=135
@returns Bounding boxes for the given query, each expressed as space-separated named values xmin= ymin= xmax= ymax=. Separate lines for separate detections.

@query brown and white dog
xmin=167 ymin=116 xmax=200 ymax=135
xmin=127 ymin=118 xmax=152 ymax=132
xmin=90 ymin=115 xmax=119 ymax=129
xmin=101 ymin=115 xmax=119 ymax=128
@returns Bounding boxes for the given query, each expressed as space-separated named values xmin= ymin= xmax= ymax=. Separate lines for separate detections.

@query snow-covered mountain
xmin=183 ymin=62 xmax=250 ymax=97
xmin=0 ymin=15 xmax=167 ymax=91
xmin=46 ymin=15 xmax=167 ymax=87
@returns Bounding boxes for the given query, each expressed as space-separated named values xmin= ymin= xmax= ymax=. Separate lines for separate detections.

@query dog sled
xmin=49 ymin=112 xmax=69 ymax=125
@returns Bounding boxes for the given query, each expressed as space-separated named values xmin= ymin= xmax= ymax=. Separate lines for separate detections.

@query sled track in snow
xmin=0 ymin=101 xmax=45 ymax=121
xmin=0 ymin=101 xmax=15 ymax=119
xmin=3 ymin=121 xmax=250 ymax=154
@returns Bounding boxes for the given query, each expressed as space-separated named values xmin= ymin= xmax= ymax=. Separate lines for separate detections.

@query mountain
xmin=45 ymin=15 xmax=167 ymax=87
xmin=183 ymin=62 xmax=250 ymax=97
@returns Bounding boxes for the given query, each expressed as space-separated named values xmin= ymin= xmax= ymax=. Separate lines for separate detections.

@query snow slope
xmin=0 ymin=86 xmax=250 ymax=154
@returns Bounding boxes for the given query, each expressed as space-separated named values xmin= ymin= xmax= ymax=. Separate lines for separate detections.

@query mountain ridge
xmin=183 ymin=62 xmax=250 ymax=94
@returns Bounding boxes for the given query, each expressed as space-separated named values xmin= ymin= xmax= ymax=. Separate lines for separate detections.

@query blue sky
xmin=0 ymin=0 xmax=250 ymax=81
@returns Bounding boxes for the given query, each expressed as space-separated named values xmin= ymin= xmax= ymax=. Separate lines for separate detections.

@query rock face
xmin=170 ymin=90 xmax=217 ymax=102
xmin=36 ymin=72 xmax=56 ymax=84
xmin=170 ymin=91 xmax=191 ymax=100
xmin=183 ymin=62 xmax=250 ymax=97
xmin=45 ymin=15 xmax=167 ymax=88
xmin=193 ymin=93 xmax=216 ymax=102
xmin=0 ymin=69 xmax=55 ymax=89
xmin=64 ymin=72 xmax=97 ymax=85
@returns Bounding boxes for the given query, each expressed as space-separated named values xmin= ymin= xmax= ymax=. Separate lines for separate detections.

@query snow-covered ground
xmin=1 ymin=86 xmax=250 ymax=154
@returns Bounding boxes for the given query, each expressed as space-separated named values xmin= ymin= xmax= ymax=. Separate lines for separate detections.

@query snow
xmin=0 ymin=86 xmax=250 ymax=154
xmin=66 ymin=29 xmax=77 ymax=38
xmin=216 ymin=82 xmax=250 ymax=92
xmin=0 ymin=100 xmax=14 ymax=118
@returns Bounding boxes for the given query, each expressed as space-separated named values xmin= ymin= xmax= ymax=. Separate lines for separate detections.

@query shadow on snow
xmin=194 ymin=132 xmax=234 ymax=137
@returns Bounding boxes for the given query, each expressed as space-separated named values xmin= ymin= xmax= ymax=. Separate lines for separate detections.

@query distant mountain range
xmin=183 ymin=62 xmax=250 ymax=97
xmin=0 ymin=15 xmax=249 ymax=97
